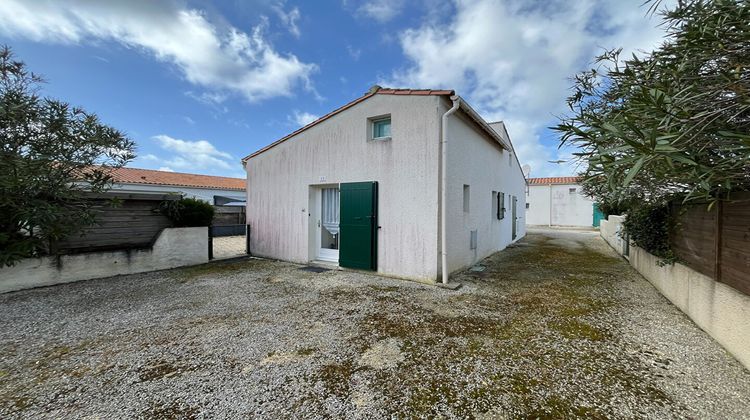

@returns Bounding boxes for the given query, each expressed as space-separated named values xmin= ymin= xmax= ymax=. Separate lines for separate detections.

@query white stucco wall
xmin=442 ymin=110 xmax=527 ymax=275
xmin=600 ymin=216 xmax=750 ymax=370
xmin=245 ymin=94 xmax=442 ymax=282
xmin=109 ymin=183 xmax=245 ymax=204
xmin=600 ymin=215 xmax=627 ymax=254
xmin=526 ymin=183 xmax=595 ymax=227
xmin=0 ymin=227 xmax=208 ymax=294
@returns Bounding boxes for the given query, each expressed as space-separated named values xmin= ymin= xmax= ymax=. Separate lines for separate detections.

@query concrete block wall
xmin=600 ymin=215 xmax=750 ymax=370
xmin=0 ymin=227 xmax=208 ymax=294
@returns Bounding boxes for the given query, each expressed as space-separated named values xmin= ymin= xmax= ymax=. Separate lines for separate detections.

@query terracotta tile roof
xmin=528 ymin=176 xmax=582 ymax=185
xmin=242 ymin=86 xmax=456 ymax=161
xmin=102 ymin=166 xmax=245 ymax=191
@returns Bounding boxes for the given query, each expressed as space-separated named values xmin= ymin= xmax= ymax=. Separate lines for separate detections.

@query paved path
xmin=1 ymin=229 xmax=748 ymax=418
xmin=211 ymin=235 xmax=246 ymax=260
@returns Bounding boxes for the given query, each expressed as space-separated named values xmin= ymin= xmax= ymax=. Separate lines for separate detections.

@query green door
xmin=593 ymin=203 xmax=605 ymax=227
xmin=339 ymin=182 xmax=378 ymax=270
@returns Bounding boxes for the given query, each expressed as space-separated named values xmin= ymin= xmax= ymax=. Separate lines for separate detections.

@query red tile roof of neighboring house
xmin=242 ymin=86 xmax=457 ymax=162
xmin=103 ymin=167 xmax=245 ymax=191
xmin=528 ymin=176 xmax=582 ymax=185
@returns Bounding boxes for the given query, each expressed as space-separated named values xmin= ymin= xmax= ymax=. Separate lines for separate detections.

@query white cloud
xmin=152 ymin=134 xmax=235 ymax=171
xmin=273 ymin=2 xmax=301 ymax=38
xmin=157 ymin=166 xmax=175 ymax=172
xmin=290 ymin=110 xmax=319 ymax=127
xmin=358 ymin=0 xmax=404 ymax=23
xmin=387 ymin=0 xmax=671 ymax=176
xmin=140 ymin=154 xmax=159 ymax=161
xmin=347 ymin=44 xmax=362 ymax=61
xmin=0 ymin=0 xmax=316 ymax=102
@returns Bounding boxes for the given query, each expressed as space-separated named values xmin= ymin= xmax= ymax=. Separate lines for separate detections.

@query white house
xmin=105 ymin=167 xmax=246 ymax=205
xmin=242 ymin=86 xmax=527 ymax=284
xmin=525 ymin=176 xmax=604 ymax=227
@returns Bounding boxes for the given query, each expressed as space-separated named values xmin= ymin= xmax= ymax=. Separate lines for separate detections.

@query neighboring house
xmin=525 ymin=176 xmax=603 ymax=227
xmin=242 ymin=86 xmax=527 ymax=284
xmin=105 ymin=167 xmax=246 ymax=205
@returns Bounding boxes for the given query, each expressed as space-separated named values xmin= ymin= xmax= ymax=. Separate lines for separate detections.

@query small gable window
xmin=372 ymin=117 xmax=391 ymax=139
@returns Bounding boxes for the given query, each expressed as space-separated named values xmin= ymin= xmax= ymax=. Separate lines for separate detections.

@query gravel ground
xmin=1 ymin=229 xmax=748 ymax=419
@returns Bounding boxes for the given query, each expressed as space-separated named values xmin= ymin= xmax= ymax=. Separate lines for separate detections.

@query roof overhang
xmin=451 ymin=97 xmax=512 ymax=151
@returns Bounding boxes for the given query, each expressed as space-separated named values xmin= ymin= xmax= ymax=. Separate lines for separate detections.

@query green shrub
xmin=622 ymin=203 xmax=677 ymax=265
xmin=161 ymin=198 xmax=214 ymax=227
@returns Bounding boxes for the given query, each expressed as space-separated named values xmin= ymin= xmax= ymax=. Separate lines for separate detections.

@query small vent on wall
xmin=470 ymin=230 xmax=478 ymax=250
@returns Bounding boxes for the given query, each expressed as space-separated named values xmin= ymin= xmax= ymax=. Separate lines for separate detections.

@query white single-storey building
xmin=242 ymin=86 xmax=527 ymax=284
xmin=106 ymin=167 xmax=246 ymax=205
xmin=525 ymin=176 xmax=604 ymax=228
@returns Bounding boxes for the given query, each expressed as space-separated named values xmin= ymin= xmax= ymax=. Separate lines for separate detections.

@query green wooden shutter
xmin=339 ymin=182 xmax=378 ymax=270
xmin=498 ymin=192 xmax=505 ymax=220
xmin=511 ymin=195 xmax=518 ymax=239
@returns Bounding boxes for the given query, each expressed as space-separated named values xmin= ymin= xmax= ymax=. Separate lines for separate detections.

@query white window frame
xmin=370 ymin=116 xmax=392 ymax=141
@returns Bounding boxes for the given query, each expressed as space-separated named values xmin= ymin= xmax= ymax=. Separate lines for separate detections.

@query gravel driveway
xmin=1 ymin=229 xmax=749 ymax=419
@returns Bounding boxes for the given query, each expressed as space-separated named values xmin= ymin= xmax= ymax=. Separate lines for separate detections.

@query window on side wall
xmin=463 ymin=185 xmax=470 ymax=213
xmin=569 ymin=187 xmax=577 ymax=194
xmin=370 ymin=116 xmax=391 ymax=141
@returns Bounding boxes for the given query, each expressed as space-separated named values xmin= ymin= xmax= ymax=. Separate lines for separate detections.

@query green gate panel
xmin=511 ymin=195 xmax=518 ymax=240
xmin=593 ymin=203 xmax=605 ymax=227
xmin=339 ymin=182 xmax=378 ymax=270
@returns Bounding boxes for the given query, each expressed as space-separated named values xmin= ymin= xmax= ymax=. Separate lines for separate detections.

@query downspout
xmin=441 ymin=95 xmax=461 ymax=284
xmin=548 ymin=184 xmax=552 ymax=227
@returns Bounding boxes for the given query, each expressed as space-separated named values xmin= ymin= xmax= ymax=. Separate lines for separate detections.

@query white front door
xmin=318 ymin=187 xmax=339 ymax=262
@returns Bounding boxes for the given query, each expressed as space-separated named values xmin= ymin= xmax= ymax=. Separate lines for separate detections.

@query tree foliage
xmin=555 ymin=0 xmax=750 ymax=209
xmin=0 ymin=46 xmax=135 ymax=266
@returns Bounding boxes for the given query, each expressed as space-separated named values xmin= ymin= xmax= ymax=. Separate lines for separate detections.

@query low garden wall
xmin=0 ymin=227 xmax=208 ymax=294
xmin=599 ymin=215 xmax=626 ymax=255
xmin=600 ymin=215 xmax=750 ymax=370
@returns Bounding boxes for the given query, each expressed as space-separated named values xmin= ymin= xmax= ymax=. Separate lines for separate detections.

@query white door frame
xmin=308 ymin=184 xmax=340 ymax=263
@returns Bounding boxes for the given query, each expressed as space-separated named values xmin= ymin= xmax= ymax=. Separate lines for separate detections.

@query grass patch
xmin=549 ymin=319 xmax=610 ymax=341
xmin=318 ymin=361 xmax=360 ymax=398
xmin=143 ymin=400 xmax=198 ymax=419
xmin=296 ymin=347 xmax=317 ymax=356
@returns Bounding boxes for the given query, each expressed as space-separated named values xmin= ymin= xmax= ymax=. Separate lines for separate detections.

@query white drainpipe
xmin=548 ymin=184 xmax=552 ymax=227
xmin=441 ymin=95 xmax=461 ymax=284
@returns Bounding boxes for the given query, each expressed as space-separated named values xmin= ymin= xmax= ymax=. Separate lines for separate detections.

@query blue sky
xmin=0 ymin=0 xmax=669 ymax=179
